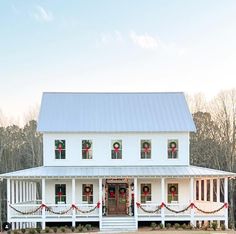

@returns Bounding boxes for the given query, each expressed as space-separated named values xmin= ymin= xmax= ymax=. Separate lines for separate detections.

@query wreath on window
xmin=119 ymin=187 xmax=126 ymax=196
xmin=142 ymin=186 xmax=150 ymax=196
xmin=169 ymin=141 xmax=177 ymax=152
xmin=169 ymin=185 xmax=177 ymax=196
xmin=83 ymin=141 xmax=91 ymax=150
xmin=109 ymin=188 xmax=115 ymax=198
xmin=113 ymin=142 xmax=120 ymax=152
xmin=84 ymin=186 xmax=92 ymax=195
xmin=142 ymin=141 xmax=150 ymax=153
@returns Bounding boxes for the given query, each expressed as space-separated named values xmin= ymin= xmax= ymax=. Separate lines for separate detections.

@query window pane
xmin=141 ymin=140 xmax=151 ymax=159
xmin=207 ymin=180 xmax=210 ymax=201
xmin=201 ymin=180 xmax=204 ymax=201
xmin=82 ymin=184 xmax=93 ymax=204
xmin=82 ymin=140 xmax=93 ymax=159
xmin=111 ymin=140 xmax=122 ymax=159
xmin=140 ymin=184 xmax=151 ymax=203
xmin=55 ymin=140 xmax=66 ymax=159
xmin=213 ymin=179 xmax=217 ymax=202
xmin=167 ymin=184 xmax=178 ymax=203
xmin=196 ymin=180 xmax=199 ymax=200
xmin=168 ymin=140 xmax=178 ymax=159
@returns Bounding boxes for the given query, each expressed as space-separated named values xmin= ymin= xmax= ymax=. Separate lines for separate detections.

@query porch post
xmin=190 ymin=177 xmax=195 ymax=226
xmin=72 ymin=178 xmax=76 ymax=227
xmin=224 ymin=177 xmax=228 ymax=229
xmin=41 ymin=178 xmax=46 ymax=230
xmin=22 ymin=181 xmax=26 ymax=203
xmin=99 ymin=178 xmax=103 ymax=229
xmin=161 ymin=177 xmax=165 ymax=227
xmin=11 ymin=180 xmax=15 ymax=205
xmin=134 ymin=177 xmax=138 ymax=230
xmin=7 ymin=179 xmax=11 ymax=224
xmin=19 ymin=181 xmax=22 ymax=203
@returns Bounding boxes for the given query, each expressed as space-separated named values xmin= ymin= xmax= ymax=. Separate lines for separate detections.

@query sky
xmin=0 ymin=0 xmax=236 ymax=123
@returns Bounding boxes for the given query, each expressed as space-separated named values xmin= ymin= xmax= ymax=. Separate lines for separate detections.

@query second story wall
xmin=43 ymin=132 xmax=190 ymax=166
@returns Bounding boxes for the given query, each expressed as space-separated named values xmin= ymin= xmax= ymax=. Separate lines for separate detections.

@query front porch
xmin=6 ymin=176 xmax=229 ymax=231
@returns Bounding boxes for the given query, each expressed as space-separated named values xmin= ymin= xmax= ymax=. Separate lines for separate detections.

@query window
xmin=82 ymin=140 xmax=93 ymax=159
xmin=111 ymin=140 xmax=122 ymax=159
xmin=168 ymin=140 xmax=178 ymax=159
xmin=82 ymin=184 xmax=93 ymax=204
xmin=213 ymin=179 xmax=217 ymax=202
xmin=207 ymin=180 xmax=210 ymax=201
xmin=201 ymin=180 xmax=204 ymax=201
xmin=141 ymin=140 xmax=151 ymax=159
xmin=141 ymin=184 xmax=151 ymax=203
xmin=55 ymin=184 xmax=66 ymax=204
xmin=196 ymin=180 xmax=199 ymax=200
xmin=55 ymin=140 xmax=66 ymax=159
xmin=167 ymin=183 xmax=178 ymax=203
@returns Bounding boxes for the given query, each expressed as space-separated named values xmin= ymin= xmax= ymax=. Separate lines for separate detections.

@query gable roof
xmin=37 ymin=92 xmax=196 ymax=132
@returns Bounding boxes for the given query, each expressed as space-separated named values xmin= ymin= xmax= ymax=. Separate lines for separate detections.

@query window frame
xmin=111 ymin=140 xmax=122 ymax=159
xmin=167 ymin=183 xmax=179 ymax=203
xmin=55 ymin=184 xmax=66 ymax=204
xmin=82 ymin=140 xmax=93 ymax=159
xmin=140 ymin=183 xmax=152 ymax=203
xmin=55 ymin=140 xmax=66 ymax=159
xmin=82 ymin=184 xmax=93 ymax=204
xmin=140 ymin=140 xmax=151 ymax=159
xmin=167 ymin=139 xmax=178 ymax=159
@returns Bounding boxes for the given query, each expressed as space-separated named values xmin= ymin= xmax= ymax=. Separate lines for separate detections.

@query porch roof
xmin=0 ymin=165 xmax=235 ymax=179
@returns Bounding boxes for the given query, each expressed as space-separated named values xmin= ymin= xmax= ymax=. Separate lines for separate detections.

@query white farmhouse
xmin=0 ymin=92 xmax=235 ymax=232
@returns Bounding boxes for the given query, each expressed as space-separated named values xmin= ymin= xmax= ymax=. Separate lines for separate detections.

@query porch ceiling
xmin=0 ymin=165 xmax=235 ymax=179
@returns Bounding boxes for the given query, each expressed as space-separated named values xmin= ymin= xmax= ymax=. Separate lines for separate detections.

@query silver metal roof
xmin=0 ymin=166 xmax=234 ymax=179
xmin=37 ymin=92 xmax=196 ymax=132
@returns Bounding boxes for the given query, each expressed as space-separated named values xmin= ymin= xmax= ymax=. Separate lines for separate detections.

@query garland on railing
xmin=136 ymin=202 xmax=161 ymax=213
xmin=9 ymin=202 xmax=100 ymax=215
xmin=136 ymin=202 xmax=228 ymax=214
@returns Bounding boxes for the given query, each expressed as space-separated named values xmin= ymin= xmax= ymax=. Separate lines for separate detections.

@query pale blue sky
xmin=0 ymin=0 xmax=236 ymax=121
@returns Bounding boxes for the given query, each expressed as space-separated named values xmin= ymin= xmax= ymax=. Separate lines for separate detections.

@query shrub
xmin=166 ymin=223 xmax=171 ymax=229
xmin=85 ymin=224 xmax=92 ymax=231
xmin=13 ymin=230 xmax=18 ymax=234
xmin=159 ymin=223 xmax=164 ymax=229
xmin=45 ymin=227 xmax=50 ymax=233
xmin=7 ymin=231 xmax=11 ymax=234
xmin=188 ymin=224 xmax=194 ymax=230
xmin=150 ymin=222 xmax=157 ymax=230
xmin=36 ymin=228 xmax=41 ymax=234
xmin=70 ymin=227 xmax=75 ymax=232
xmin=174 ymin=223 xmax=180 ymax=230
xmin=21 ymin=229 xmax=26 ymax=234
xmin=60 ymin=227 xmax=65 ymax=233
xmin=182 ymin=223 xmax=187 ymax=230
xmin=202 ymin=225 xmax=208 ymax=231
xmin=211 ymin=222 xmax=217 ymax=230
xmin=52 ymin=227 xmax=57 ymax=233
xmin=221 ymin=223 xmax=226 ymax=230
xmin=77 ymin=225 xmax=83 ymax=233
xmin=28 ymin=229 xmax=36 ymax=234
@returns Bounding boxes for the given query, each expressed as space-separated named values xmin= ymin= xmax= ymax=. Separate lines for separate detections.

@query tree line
xmin=0 ymin=89 xmax=235 ymax=226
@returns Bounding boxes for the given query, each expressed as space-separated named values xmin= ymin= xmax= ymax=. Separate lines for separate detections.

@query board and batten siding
xmin=43 ymin=132 xmax=190 ymax=166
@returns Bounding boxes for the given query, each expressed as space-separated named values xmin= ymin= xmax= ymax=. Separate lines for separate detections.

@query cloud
xmin=129 ymin=31 xmax=161 ymax=49
xmin=32 ymin=5 xmax=54 ymax=22
xmin=100 ymin=31 xmax=124 ymax=45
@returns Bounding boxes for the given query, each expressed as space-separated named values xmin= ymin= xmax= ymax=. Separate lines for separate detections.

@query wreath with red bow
xmin=83 ymin=141 xmax=91 ymax=152
xmin=113 ymin=142 xmax=121 ymax=153
xmin=142 ymin=141 xmax=150 ymax=153
xmin=119 ymin=187 xmax=126 ymax=196
xmin=142 ymin=186 xmax=150 ymax=196
xmin=84 ymin=186 xmax=92 ymax=195
xmin=169 ymin=185 xmax=177 ymax=197
xmin=169 ymin=141 xmax=177 ymax=152
xmin=109 ymin=189 xmax=115 ymax=198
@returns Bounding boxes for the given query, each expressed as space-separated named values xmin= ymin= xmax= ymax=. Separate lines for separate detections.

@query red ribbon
xmin=97 ymin=201 xmax=100 ymax=208
xmin=58 ymin=191 xmax=62 ymax=197
xmin=114 ymin=147 xmax=119 ymax=153
xmin=144 ymin=191 xmax=149 ymax=196
xmin=161 ymin=202 xmax=165 ymax=208
xmin=85 ymin=146 xmax=89 ymax=153
xmin=144 ymin=147 xmax=150 ymax=153
xmin=190 ymin=203 xmax=195 ymax=209
xmin=224 ymin=202 xmax=228 ymax=208
xmin=136 ymin=202 xmax=141 ymax=208
xmin=58 ymin=144 xmax=63 ymax=153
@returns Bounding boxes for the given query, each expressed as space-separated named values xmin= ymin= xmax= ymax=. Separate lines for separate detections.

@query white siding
xmin=43 ymin=132 xmax=189 ymax=166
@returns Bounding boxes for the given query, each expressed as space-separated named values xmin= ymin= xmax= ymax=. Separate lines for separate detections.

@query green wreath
xmin=113 ymin=142 xmax=120 ymax=149
xmin=142 ymin=141 xmax=150 ymax=149
xmin=169 ymin=141 xmax=177 ymax=149
xmin=169 ymin=185 xmax=177 ymax=194
xmin=83 ymin=141 xmax=91 ymax=149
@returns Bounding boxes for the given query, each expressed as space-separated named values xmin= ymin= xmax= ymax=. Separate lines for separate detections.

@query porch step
xmin=101 ymin=217 xmax=136 ymax=232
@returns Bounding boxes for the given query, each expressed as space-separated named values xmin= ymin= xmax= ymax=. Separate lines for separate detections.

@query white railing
xmin=137 ymin=203 xmax=161 ymax=216
xmin=75 ymin=203 xmax=99 ymax=216
xmin=45 ymin=204 xmax=73 ymax=216
xmin=164 ymin=203 xmax=191 ymax=215
xmin=10 ymin=204 xmax=42 ymax=217
xmin=194 ymin=201 xmax=225 ymax=216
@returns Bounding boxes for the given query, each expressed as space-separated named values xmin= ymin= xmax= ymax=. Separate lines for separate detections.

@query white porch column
xmin=19 ymin=181 xmax=23 ymax=203
xmin=26 ymin=182 xmax=29 ymax=202
xmin=217 ymin=178 xmax=220 ymax=202
xmin=11 ymin=180 xmax=15 ymax=204
xmin=190 ymin=177 xmax=195 ymax=226
xmin=161 ymin=177 xmax=165 ymax=227
xmin=7 ymin=179 xmax=11 ymax=223
xmin=224 ymin=177 xmax=228 ymax=229
xmin=99 ymin=178 xmax=103 ymax=229
xmin=134 ymin=177 xmax=138 ymax=230
xmin=41 ymin=178 xmax=46 ymax=230
xmin=210 ymin=179 xmax=213 ymax=202
xmin=72 ymin=178 xmax=76 ymax=227
xmin=22 ymin=181 xmax=26 ymax=202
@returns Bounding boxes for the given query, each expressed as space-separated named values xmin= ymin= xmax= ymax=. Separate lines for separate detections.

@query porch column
xmin=190 ymin=177 xmax=195 ymax=226
xmin=22 ymin=181 xmax=26 ymax=202
xmin=99 ymin=178 xmax=103 ymax=229
xmin=41 ymin=178 xmax=46 ymax=230
xmin=19 ymin=181 xmax=23 ymax=203
xmin=224 ymin=177 xmax=228 ymax=229
xmin=11 ymin=180 xmax=15 ymax=205
xmin=210 ymin=179 xmax=213 ymax=202
xmin=134 ymin=178 xmax=138 ymax=230
xmin=7 ymin=179 xmax=11 ymax=223
xmin=26 ymin=182 xmax=29 ymax=202
xmin=161 ymin=177 xmax=165 ymax=226
xmin=72 ymin=178 xmax=76 ymax=227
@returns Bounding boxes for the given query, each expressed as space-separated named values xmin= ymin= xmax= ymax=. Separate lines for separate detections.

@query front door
xmin=107 ymin=183 xmax=127 ymax=215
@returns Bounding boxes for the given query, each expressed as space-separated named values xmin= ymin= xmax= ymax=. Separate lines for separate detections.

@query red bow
xmin=58 ymin=144 xmax=63 ymax=153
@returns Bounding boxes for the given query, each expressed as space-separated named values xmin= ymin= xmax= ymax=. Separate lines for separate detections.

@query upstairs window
xmin=111 ymin=140 xmax=122 ymax=159
xmin=55 ymin=140 xmax=66 ymax=159
xmin=167 ymin=183 xmax=178 ymax=203
xmin=141 ymin=184 xmax=152 ymax=203
xmin=141 ymin=140 xmax=151 ymax=159
xmin=55 ymin=184 xmax=66 ymax=204
xmin=82 ymin=140 xmax=93 ymax=159
xmin=82 ymin=184 xmax=93 ymax=204
xmin=168 ymin=140 xmax=178 ymax=159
